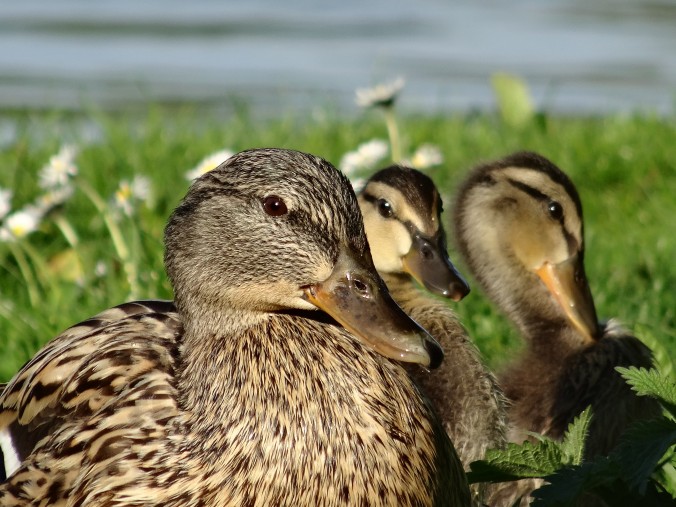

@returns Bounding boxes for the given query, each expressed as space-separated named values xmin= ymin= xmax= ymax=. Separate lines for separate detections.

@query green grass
xmin=0 ymin=104 xmax=675 ymax=382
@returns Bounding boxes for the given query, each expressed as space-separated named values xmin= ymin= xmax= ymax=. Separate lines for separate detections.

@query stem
xmin=52 ymin=214 xmax=84 ymax=286
xmin=383 ymin=106 xmax=402 ymax=163
xmin=54 ymin=214 xmax=79 ymax=247
xmin=8 ymin=241 xmax=40 ymax=308
xmin=103 ymin=213 xmax=141 ymax=299
xmin=20 ymin=240 xmax=57 ymax=291
xmin=78 ymin=181 xmax=140 ymax=299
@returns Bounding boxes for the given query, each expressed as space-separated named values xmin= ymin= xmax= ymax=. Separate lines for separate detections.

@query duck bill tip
xmin=302 ymin=255 xmax=444 ymax=368
xmin=535 ymin=258 xmax=600 ymax=343
xmin=402 ymin=235 xmax=470 ymax=301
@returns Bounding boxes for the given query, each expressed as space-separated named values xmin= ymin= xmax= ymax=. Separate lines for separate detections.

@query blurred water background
xmin=1 ymin=0 xmax=675 ymax=115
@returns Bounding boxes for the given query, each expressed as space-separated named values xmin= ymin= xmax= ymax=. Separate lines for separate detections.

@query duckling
xmin=453 ymin=151 xmax=660 ymax=505
xmin=0 ymin=149 xmax=471 ymax=506
xmin=357 ymin=165 xmax=507 ymax=475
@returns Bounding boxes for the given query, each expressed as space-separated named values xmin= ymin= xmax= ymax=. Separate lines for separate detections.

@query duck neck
xmin=175 ymin=305 xmax=269 ymax=433
xmin=477 ymin=260 xmax=587 ymax=357
xmin=380 ymin=272 xmax=418 ymax=303
xmin=520 ymin=316 xmax=588 ymax=360
xmin=379 ymin=272 xmax=443 ymax=311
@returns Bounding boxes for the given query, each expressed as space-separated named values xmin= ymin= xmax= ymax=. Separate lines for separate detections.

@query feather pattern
xmin=0 ymin=149 xmax=469 ymax=506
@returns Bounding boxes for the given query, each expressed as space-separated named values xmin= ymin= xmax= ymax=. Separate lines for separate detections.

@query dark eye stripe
xmin=361 ymin=192 xmax=380 ymax=206
xmin=507 ymin=178 xmax=580 ymax=252
xmin=362 ymin=193 xmax=393 ymax=216
xmin=507 ymin=179 xmax=565 ymax=222
xmin=506 ymin=178 xmax=549 ymax=202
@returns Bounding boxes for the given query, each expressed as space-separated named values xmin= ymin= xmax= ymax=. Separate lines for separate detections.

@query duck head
xmin=357 ymin=165 xmax=470 ymax=301
xmin=454 ymin=151 xmax=600 ymax=344
xmin=164 ymin=148 xmax=443 ymax=368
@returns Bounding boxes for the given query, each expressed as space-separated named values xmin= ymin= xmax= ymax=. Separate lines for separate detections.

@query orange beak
xmin=535 ymin=253 xmax=600 ymax=343
xmin=303 ymin=247 xmax=443 ymax=369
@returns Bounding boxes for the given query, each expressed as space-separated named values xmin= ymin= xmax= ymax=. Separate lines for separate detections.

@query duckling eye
xmin=547 ymin=201 xmax=563 ymax=221
xmin=377 ymin=199 xmax=393 ymax=218
xmin=262 ymin=195 xmax=288 ymax=217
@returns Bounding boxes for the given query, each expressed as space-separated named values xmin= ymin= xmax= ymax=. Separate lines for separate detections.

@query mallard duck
xmin=0 ymin=149 xmax=471 ymax=506
xmin=357 ymin=165 xmax=507 ymax=483
xmin=453 ymin=151 xmax=660 ymax=505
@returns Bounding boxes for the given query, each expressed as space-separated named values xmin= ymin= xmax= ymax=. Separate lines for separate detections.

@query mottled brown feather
xmin=1 ymin=149 xmax=469 ymax=506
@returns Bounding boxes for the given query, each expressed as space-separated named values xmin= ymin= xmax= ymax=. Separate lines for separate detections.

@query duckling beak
xmin=535 ymin=254 xmax=601 ymax=342
xmin=303 ymin=248 xmax=444 ymax=369
xmin=402 ymin=231 xmax=470 ymax=301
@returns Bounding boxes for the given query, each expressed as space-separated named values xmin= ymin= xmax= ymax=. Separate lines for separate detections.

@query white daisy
xmin=38 ymin=145 xmax=78 ymax=190
xmin=185 ymin=149 xmax=234 ymax=181
xmin=339 ymin=139 xmax=389 ymax=176
xmin=407 ymin=144 xmax=444 ymax=170
xmin=35 ymin=184 xmax=75 ymax=214
xmin=349 ymin=177 xmax=366 ymax=194
xmin=0 ymin=205 xmax=43 ymax=242
xmin=355 ymin=77 xmax=405 ymax=109
xmin=113 ymin=175 xmax=152 ymax=217
xmin=130 ymin=175 xmax=151 ymax=201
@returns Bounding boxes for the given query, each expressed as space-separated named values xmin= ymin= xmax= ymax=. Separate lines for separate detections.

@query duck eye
xmin=548 ymin=201 xmax=563 ymax=221
xmin=377 ymin=199 xmax=393 ymax=218
xmin=262 ymin=195 xmax=288 ymax=217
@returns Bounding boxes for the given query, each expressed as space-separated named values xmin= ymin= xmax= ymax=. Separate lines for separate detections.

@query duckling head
xmin=165 ymin=148 xmax=443 ymax=368
xmin=454 ymin=151 xmax=600 ymax=344
xmin=358 ymin=165 xmax=470 ymax=301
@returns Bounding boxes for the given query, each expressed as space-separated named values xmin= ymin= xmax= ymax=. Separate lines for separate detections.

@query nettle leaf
xmin=531 ymin=459 xmax=615 ymax=506
xmin=467 ymin=439 xmax=563 ymax=484
xmin=534 ymin=463 xmax=675 ymax=507
xmin=617 ymin=367 xmax=676 ymax=418
xmin=611 ymin=417 xmax=676 ymax=494
xmin=468 ymin=408 xmax=594 ymax=485
xmin=560 ymin=406 xmax=593 ymax=466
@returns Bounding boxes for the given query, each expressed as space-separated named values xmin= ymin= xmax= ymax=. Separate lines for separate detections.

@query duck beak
xmin=535 ymin=253 xmax=600 ymax=342
xmin=303 ymin=247 xmax=444 ymax=369
xmin=402 ymin=231 xmax=470 ymax=301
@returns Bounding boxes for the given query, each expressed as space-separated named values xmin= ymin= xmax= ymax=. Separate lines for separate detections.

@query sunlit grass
xmin=0 ymin=104 xmax=674 ymax=382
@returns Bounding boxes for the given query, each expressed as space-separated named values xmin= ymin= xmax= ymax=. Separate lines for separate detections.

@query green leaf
xmin=468 ymin=407 xmax=592 ymax=485
xmin=653 ymin=460 xmax=676 ymax=499
xmin=531 ymin=459 xmax=615 ymax=506
xmin=611 ymin=417 xmax=676 ymax=493
xmin=559 ymin=406 xmax=593 ymax=466
xmin=617 ymin=367 xmax=676 ymax=418
xmin=491 ymin=72 xmax=535 ymax=127
xmin=533 ymin=460 xmax=676 ymax=507
xmin=467 ymin=439 xmax=563 ymax=484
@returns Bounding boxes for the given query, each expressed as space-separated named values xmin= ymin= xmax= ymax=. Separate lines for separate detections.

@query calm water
xmin=1 ymin=0 xmax=675 ymax=115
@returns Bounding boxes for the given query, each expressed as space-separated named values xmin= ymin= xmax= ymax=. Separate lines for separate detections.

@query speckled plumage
xmin=453 ymin=152 xmax=660 ymax=506
xmin=0 ymin=149 xmax=470 ymax=506
xmin=381 ymin=273 xmax=506 ymax=469
xmin=358 ymin=166 xmax=507 ymax=504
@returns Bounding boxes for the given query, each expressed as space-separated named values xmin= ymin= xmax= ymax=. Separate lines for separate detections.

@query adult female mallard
xmin=357 ymin=165 xmax=507 ymax=482
xmin=0 ymin=149 xmax=470 ymax=506
xmin=453 ymin=151 xmax=660 ymax=505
